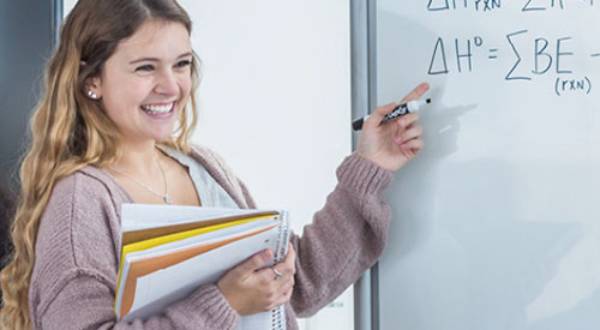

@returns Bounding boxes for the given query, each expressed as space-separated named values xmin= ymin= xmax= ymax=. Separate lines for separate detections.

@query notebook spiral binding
xmin=274 ymin=211 xmax=290 ymax=263
xmin=271 ymin=305 xmax=286 ymax=330
xmin=270 ymin=210 xmax=290 ymax=330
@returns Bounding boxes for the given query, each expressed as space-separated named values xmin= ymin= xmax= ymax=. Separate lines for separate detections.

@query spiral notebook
xmin=115 ymin=204 xmax=290 ymax=330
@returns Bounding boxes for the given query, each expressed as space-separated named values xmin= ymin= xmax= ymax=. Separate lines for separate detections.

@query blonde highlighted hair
xmin=0 ymin=0 xmax=199 ymax=328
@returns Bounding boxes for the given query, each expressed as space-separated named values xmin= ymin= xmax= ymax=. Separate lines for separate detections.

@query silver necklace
xmin=110 ymin=154 xmax=172 ymax=204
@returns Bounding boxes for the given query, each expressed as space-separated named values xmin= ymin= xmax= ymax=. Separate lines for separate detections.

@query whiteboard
xmin=376 ymin=2 xmax=600 ymax=330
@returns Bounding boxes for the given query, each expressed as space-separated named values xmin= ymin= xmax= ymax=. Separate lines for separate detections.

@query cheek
xmin=102 ymin=83 xmax=148 ymax=124
xmin=105 ymin=77 xmax=149 ymax=107
xmin=101 ymin=99 xmax=131 ymax=130
xmin=179 ymin=75 xmax=193 ymax=98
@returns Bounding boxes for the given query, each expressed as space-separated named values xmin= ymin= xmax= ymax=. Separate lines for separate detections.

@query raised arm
xmin=290 ymin=83 xmax=429 ymax=316
xmin=289 ymin=154 xmax=392 ymax=316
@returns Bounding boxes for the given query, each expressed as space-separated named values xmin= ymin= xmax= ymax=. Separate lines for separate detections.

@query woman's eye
xmin=175 ymin=60 xmax=192 ymax=68
xmin=135 ymin=64 xmax=154 ymax=72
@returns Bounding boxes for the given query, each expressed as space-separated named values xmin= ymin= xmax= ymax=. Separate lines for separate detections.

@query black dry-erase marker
xmin=352 ymin=98 xmax=431 ymax=131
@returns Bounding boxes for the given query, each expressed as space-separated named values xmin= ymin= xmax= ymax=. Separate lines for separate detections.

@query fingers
xmin=251 ymin=266 xmax=295 ymax=311
xmin=263 ymin=269 xmax=295 ymax=310
xmin=394 ymin=115 xmax=424 ymax=156
xmin=269 ymin=244 xmax=296 ymax=279
xmin=394 ymin=123 xmax=422 ymax=144
xmin=399 ymin=137 xmax=424 ymax=155
xmin=365 ymin=82 xmax=429 ymax=130
xmin=253 ymin=245 xmax=297 ymax=310
xmin=394 ymin=113 xmax=419 ymax=131
xmin=280 ymin=244 xmax=296 ymax=274
xmin=266 ymin=276 xmax=295 ymax=310
xmin=399 ymin=82 xmax=430 ymax=103
xmin=218 ymin=248 xmax=296 ymax=315
xmin=364 ymin=102 xmax=397 ymax=129
xmin=232 ymin=249 xmax=273 ymax=278
xmin=255 ymin=245 xmax=296 ymax=282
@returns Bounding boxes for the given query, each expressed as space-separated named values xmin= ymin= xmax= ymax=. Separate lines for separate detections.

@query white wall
xmin=187 ymin=2 xmax=353 ymax=328
xmin=64 ymin=1 xmax=354 ymax=329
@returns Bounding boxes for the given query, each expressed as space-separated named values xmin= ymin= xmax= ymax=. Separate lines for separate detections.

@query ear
xmin=84 ymin=76 xmax=103 ymax=100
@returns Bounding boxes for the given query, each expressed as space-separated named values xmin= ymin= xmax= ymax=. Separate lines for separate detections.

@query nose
xmin=154 ymin=68 xmax=179 ymax=96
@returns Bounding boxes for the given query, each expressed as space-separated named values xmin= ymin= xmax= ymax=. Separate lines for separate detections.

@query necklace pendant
xmin=163 ymin=194 xmax=172 ymax=204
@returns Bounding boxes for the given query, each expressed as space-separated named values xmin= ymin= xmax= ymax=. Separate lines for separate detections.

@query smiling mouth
xmin=140 ymin=102 xmax=176 ymax=115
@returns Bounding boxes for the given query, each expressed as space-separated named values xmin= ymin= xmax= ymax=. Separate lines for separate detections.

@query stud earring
xmin=87 ymin=90 xmax=99 ymax=100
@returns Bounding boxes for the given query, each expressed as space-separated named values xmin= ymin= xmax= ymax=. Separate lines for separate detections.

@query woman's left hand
xmin=356 ymin=82 xmax=429 ymax=172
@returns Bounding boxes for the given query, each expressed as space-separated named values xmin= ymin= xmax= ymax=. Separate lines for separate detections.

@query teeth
xmin=142 ymin=103 xmax=174 ymax=113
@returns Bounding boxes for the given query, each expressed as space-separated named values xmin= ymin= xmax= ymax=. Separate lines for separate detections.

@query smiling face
xmin=89 ymin=19 xmax=193 ymax=144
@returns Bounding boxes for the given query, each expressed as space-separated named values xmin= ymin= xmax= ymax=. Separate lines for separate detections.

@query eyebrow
xmin=129 ymin=51 xmax=193 ymax=65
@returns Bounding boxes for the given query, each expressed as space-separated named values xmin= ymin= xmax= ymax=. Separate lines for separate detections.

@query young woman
xmin=0 ymin=0 xmax=428 ymax=329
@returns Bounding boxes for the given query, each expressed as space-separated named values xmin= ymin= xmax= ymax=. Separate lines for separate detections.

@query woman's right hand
xmin=356 ymin=82 xmax=428 ymax=172
xmin=217 ymin=244 xmax=296 ymax=315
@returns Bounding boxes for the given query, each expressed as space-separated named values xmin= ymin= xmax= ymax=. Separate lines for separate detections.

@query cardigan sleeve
xmin=217 ymin=152 xmax=394 ymax=318
xmin=38 ymin=273 xmax=237 ymax=330
xmin=29 ymin=172 xmax=240 ymax=330
xmin=289 ymin=153 xmax=393 ymax=317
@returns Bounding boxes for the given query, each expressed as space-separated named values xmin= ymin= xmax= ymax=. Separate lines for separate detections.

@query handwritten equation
xmin=427 ymin=30 xmax=599 ymax=96
xmin=427 ymin=0 xmax=596 ymax=12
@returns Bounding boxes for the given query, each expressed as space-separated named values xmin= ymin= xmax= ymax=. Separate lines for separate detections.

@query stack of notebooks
xmin=115 ymin=204 xmax=290 ymax=330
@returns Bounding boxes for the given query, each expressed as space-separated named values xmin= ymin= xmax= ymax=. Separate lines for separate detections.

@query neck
xmin=112 ymin=139 xmax=162 ymax=177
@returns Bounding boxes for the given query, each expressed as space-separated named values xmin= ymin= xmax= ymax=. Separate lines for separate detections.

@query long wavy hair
xmin=0 ymin=0 xmax=199 ymax=328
